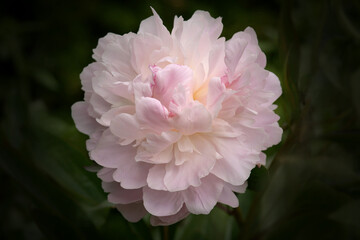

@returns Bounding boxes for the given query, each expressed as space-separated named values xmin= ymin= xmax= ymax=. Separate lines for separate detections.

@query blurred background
xmin=1 ymin=0 xmax=359 ymax=239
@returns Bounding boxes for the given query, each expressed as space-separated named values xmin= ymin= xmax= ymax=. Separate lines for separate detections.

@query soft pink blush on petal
xmin=116 ymin=201 xmax=148 ymax=222
xmin=151 ymin=64 xmax=193 ymax=108
xmin=72 ymin=8 xmax=283 ymax=226
xmin=143 ymin=187 xmax=184 ymax=216
xmin=150 ymin=205 xmax=189 ymax=226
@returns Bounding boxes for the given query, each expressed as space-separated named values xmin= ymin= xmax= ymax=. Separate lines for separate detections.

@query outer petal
xmin=138 ymin=7 xmax=172 ymax=47
xmin=97 ymin=168 xmax=116 ymax=182
xmin=150 ymin=205 xmax=189 ymax=226
xmin=71 ymin=102 xmax=100 ymax=135
xmin=102 ymin=182 xmax=143 ymax=204
xmin=116 ymin=201 xmax=147 ymax=222
xmin=93 ymin=32 xmax=137 ymax=79
xmin=217 ymin=186 xmax=239 ymax=208
xmin=262 ymin=72 xmax=282 ymax=106
xmin=90 ymin=130 xmax=135 ymax=168
xmin=210 ymin=137 xmax=259 ymax=186
xmin=112 ymin=159 xmax=151 ymax=189
xmin=143 ymin=187 xmax=184 ymax=216
xmin=183 ymin=174 xmax=223 ymax=214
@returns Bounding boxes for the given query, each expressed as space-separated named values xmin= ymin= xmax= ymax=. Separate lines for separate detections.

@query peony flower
xmin=72 ymin=8 xmax=282 ymax=226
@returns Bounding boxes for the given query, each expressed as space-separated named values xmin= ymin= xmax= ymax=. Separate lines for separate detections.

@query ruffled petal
xmin=152 ymin=64 xmax=193 ymax=108
xmin=150 ymin=205 xmax=189 ymax=226
xmin=71 ymin=102 xmax=101 ymax=135
xmin=116 ymin=201 xmax=147 ymax=222
xmin=217 ymin=186 xmax=239 ymax=208
xmin=136 ymin=97 xmax=170 ymax=132
xmin=183 ymin=174 xmax=223 ymax=214
xmin=109 ymin=113 xmax=142 ymax=144
xmin=164 ymin=135 xmax=216 ymax=191
xmin=206 ymin=77 xmax=226 ymax=118
xmin=90 ymin=130 xmax=136 ymax=168
xmin=102 ymin=182 xmax=143 ymax=204
xmin=171 ymin=101 xmax=212 ymax=135
xmin=210 ymin=137 xmax=259 ymax=186
xmin=147 ymin=165 xmax=167 ymax=191
xmin=143 ymin=187 xmax=184 ymax=216
xmin=112 ymin=159 xmax=151 ymax=189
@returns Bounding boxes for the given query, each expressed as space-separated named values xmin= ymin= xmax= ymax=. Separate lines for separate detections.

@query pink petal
xmin=109 ymin=113 xmax=142 ymax=144
xmin=80 ymin=62 xmax=106 ymax=92
xmin=206 ymin=77 xmax=226 ymax=117
xmin=210 ymin=137 xmax=259 ymax=186
xmin=135 ymin=131 xmax=180 ymax=164
xmin=97 ymin=168 xmax=115 ymax=182
xmin=218 ymin=186 xmax=239 ymax=208
xmin=136 ymin=97 xmax=170 ymax=132
xmin=89 ymin=93 xmax=111 ymax=117
xmin=263 ymin=123 xmax=283 ymax=148
xmin=102 ymin=182 xmax=143 ymax=204
xmin=143 ymin=187 xmax=184 ymax=216
xmin=147 ymin=165 xmax=167 ymax=191
xmin=227 ymin=182 xmax=248 ymax=193
xmin=225 ymin=36 xmax=248 ymax=81
xmin=92 ymin=70 xmax=132 ymax=105
xmin=90 ymin=130 xmax=136 ymax=168
xmin=183 ymin=174 xmax=223 ymax=214
xmin=116 ymin=201 xmax=147 ymax=222
xmin=263 ymin=72 xmax=282 ymax=105
xmin=71 ymin=101 xmax=101 ymax=135
xmin=92 ymin=33 xmax=137 ymax=79
xmin=112 ymin=158 xmax=151 ymax=189
xmin=165 ymin=135 xmax=216 ymax=191
xmin=171 ymin=101 xmax=212 ymax=135
xmin=97 ymin=105 xmax=135 ymax=127
xmin=150 ymin=205 xmax=189 ymax=226
xmin=152 ymin=64 xmax=193 ymax=108
xmin=138 ymin=7 xmax=172 ymax=47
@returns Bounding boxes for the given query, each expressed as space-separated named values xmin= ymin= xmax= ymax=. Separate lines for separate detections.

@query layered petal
xmin=143 ymin=187 xmax=184 ymax=216
xmin=72 ymin=8 xmax=282 ymax=226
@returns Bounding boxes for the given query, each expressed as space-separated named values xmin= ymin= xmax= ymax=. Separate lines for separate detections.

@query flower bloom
xmin=72 ymin=8 xmax=282 ymax=226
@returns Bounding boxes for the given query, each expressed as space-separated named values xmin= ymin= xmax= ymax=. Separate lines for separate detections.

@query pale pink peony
xmin=72 ymin=8 xmax=282 ymax=226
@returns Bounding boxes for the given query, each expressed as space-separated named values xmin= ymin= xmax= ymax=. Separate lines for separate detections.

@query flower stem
xmin=232 ymin=207 xmax=244 ymax=227
xmin=162 ymin=226 xmax=169 ymax=240
xmin=216 ymin=204 xmax=244 ymax=227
